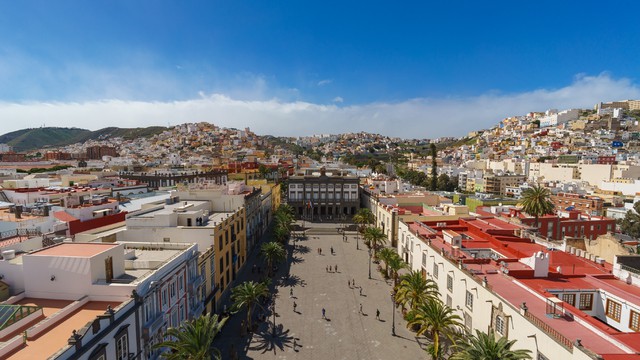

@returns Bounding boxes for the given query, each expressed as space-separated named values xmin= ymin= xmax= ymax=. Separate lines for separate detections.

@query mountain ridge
xmin=0 ymin=126 xmax=168 ymax=152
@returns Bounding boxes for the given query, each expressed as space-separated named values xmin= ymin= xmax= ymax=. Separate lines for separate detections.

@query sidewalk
xmin=213 ymin=220 xmax=428 ymax=359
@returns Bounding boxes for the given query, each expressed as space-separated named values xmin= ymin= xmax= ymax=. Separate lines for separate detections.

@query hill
xmin=0 ymin=126 xmax=168 ymax=152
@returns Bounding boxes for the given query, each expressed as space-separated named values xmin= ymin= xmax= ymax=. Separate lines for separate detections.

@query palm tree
xmin=273 ymin=205 xmax=294 ymax=240
xmin=520 ymin=184 xmax=554 ymax=229
xmin=154 ymin=313 xmax=227 ymax=360
xmin=386 ymin=253 xmax=408 ymax=288
xmin=407 ymin=299 xmax=463 ymax=360
xmin=377 ymin=247 xmax=396 ymax=277
xmin=451 ymin=330 xmax=532 ymax=360
xmin=261 ymin=241 xmax=286 ymax=276
xmin=395 ymin=270 xmax=439 ymax=310
xmin=353 ymin=208 xmax=375 ymax=242
xmin=363 ymin=226 xmax=387 ymax=257
xmin=231 ymin=280 xmax=270 ymax=330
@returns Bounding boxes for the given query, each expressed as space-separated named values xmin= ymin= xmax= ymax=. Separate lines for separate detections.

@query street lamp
xmin=391 ymin=290 xmax=396 ymax=336
xmin=368 ymin=248 xmax=372 ymax=279
xmin=271 ymin=294 xmax=277 ymax=336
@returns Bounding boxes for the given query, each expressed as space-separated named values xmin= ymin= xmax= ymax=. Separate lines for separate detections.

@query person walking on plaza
xmin=352 ymin=278 xmax=355 ymax=287
xmin=359 ymin=303 xmax=363 ymax=314
xmin=359 ymin=287 xmax=363 ymax=296
xmin=335 ymin=264 xmax=338 ymax=272
xmin=322 ymin=308 xmax=326 ymax=319
xmin=376 ymin=309 xmax=380 ymax=320
xmin=348 ymin=279 xmax=351 ymax=288
xmin=290 ymin=288 xmax=293 ymax=298
xmin=293 ymin=301 xmax=297 ymax=312
xmin=330 ymin=246 xmax=334 ymax=255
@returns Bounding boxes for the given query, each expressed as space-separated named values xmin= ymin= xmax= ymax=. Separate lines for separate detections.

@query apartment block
xmin=398 ymin=218 xmax=640 ymax=359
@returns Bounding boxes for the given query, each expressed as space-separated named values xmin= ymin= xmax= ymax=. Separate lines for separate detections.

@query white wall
xmin=396 ymin=220 xmax=620 ymax=360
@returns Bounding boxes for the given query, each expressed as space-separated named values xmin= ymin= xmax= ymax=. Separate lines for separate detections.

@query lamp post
xmin=391 ymin=290 xmax=396 ymax=336
xmin=271 ymin=294 xmax=277 ymax=336
xmin=368 ymin=248 xmax=372 ymax=279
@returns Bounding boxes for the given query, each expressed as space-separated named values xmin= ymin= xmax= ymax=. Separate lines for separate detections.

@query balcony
xmin=188 ymin=275 xmax=205 ymax=293
xmin=143 ymin=312 xmax=165 ymax=339
xmin=190 ymin=301 xmax=205 ymax=318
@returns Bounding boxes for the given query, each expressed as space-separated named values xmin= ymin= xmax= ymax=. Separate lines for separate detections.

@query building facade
xmin=288 ymin=167 xmax=360 ymax=219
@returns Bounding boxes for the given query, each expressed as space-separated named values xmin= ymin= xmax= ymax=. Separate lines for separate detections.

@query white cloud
xmin=332 ymin=96 xmax=344 ymax=103
xmin=0 ymin=73 xmax=637 ymax=139
xmin=317 ymin=79 xmax=333 ymax=86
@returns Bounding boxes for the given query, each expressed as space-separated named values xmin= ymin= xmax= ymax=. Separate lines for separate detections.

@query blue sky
xmin=1 ymin=1 xmax=640 ymax=138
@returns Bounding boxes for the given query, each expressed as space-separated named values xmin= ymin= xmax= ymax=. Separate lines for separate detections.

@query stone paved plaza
xmin=214 ymin=221 xmax=428 ymax=360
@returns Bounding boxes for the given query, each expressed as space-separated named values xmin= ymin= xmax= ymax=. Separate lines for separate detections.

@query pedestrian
xmin=335 ymin=264 xmax=338 ymax=272
xmin=359 ymin=303 xmax=363 ymax=314
xmin=293 ymin=301 xmax=297 ymax=312
xmin=330 ymin=246 xmax=334 ymax=254
xmin=376 ymin=309 xmax=380 ymax=320
xmin=352 ymin=278 xmax=356 ymax=287
xmin=319 ymin=248 xmax=322 ymax=255
xmin=329 ymin=265 xmax=333 ymax=272
xmin=290 ymin=288 xmax=293 ymax=298
xmin=359 ymin=287 xmax=363 ymax=296
xmin=348 ymin=279 xmax=351 ymax=288
xmin=322 ymin=308 xmax=326 ymax=319
xmin=326 ymin=265 xmax=328 ymax=272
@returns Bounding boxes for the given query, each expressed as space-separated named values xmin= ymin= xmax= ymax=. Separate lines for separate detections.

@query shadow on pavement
xmin=248 ymin=323 xmax=295 ymax=355
xmin=279 ymin=273 xmax=306 ymax=288
xmin=293 ymin=244 xmax=311 ymax=254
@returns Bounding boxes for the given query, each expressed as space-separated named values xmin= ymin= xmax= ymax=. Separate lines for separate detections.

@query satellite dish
xmin=556 ymin=266 xmax=562 ymax=273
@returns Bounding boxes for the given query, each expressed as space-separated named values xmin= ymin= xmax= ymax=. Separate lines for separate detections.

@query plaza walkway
xmin=214 ymin=221 xmax=428 ymax=360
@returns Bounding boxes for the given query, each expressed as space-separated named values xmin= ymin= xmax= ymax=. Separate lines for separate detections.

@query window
xmin=464 ymin=312 xmax=472 ymax=331
xmin=161 ymin=288 xmax=168 ymax=309
xmin=447 ymin=275 xmax=453 ymax=292
xmin=561 ymin=293 xmax=575 ymax=306
xmin=495 ymin=315 xmax=505 ymax=335
xmin=465 ymin=290 xmax=473 ymax=310
xmin=606 ymin=299 xmax=622 ymax=322
xmin=433 ymin=263 xmax=439 ymax=279
xmin=115 ymin=330 xmax=128 ymax=360
xmin=630 ymin=310 xmax=640 ymax=332
xmin=422 ymin=252 xmax=427 ymax=267
xmin=178 ymin=274 xmax=184 ymax=294
xmin=446 ymin=294 xmax=452 ymax=308
xmin=219 ymin=258 xmax=224 ymax=273
xmin=537 ymin=352 xmax=550 ymax=360
xmin=218 ymin=235 xmax=223 ymax=251
xmin=579 ymin=293 xmax=593 ymax=310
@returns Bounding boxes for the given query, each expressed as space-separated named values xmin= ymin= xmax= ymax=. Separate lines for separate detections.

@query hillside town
xmin=1 ymin=100 xmax=640 ymax=359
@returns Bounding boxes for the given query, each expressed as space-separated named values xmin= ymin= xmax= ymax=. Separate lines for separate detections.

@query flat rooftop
xmin=6 ymin=300 xmax=121 ymax=360
xmin=29 ymin=243 xmax=118 ymax=257
xmin=136 ymin=200 xmax=209 ymax=217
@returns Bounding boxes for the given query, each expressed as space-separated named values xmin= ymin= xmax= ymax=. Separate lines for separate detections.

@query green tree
xmin=451 ymin=330 xmax=532 ymax=360
xmin=619 ymin=201 xmax=640 ymax=238
xmin=386 ymin=253 xmax=408 ymax=288
xmin=520 ymin=184 xmax=555 ymax=229
xmin=261 ymin=241 xmax=286 ymax=276
xmin=377 ymin=247 xmax=397 ymax=278
xmin=395 ymin=270 xmax=440 ymax=310
xmin=407 ymin=299 xmax=463 ymax=360
xmin=430 ymin=143 xmax=438 ymax=191
xmin=353 ymin=208 xmax=375 ymax=245
xmin=363 ymin=226 xmax=387 ymax=257
xmin=231 ymin=280 xmax=270 ymax=330
xmin=154 ymin=313 xmax=227 ymax=360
